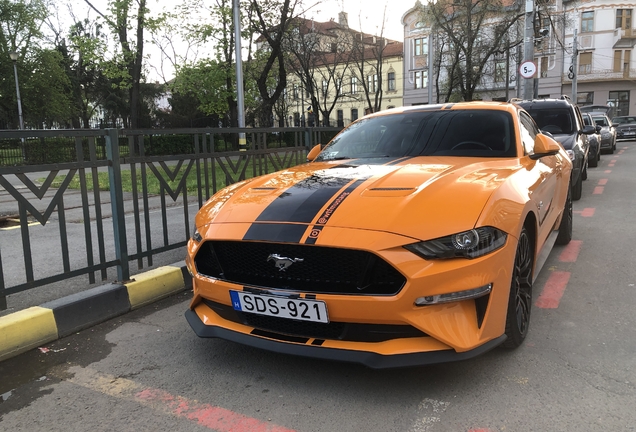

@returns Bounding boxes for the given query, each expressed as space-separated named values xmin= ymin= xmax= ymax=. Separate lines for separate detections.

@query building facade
xmin=400 ymin=0 xmax=636 ymax=117
xmin=280 ymin=13 xmax=403 ymax=127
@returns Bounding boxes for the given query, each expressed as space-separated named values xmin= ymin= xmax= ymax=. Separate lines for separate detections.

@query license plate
xmin=230 ymin=291 xmax=329 ymax=323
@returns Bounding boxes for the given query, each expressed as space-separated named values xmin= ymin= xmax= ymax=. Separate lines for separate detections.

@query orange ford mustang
xmin=185 ymin=102 xmax=573 ymax=368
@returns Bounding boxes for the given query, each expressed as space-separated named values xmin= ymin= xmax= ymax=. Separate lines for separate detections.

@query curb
xmin=0 ymin=262 xmax=192 ymax=363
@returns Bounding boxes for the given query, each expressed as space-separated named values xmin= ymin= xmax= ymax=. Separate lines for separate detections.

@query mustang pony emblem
xmin=267 ymin=254 xmax=304 ymax=271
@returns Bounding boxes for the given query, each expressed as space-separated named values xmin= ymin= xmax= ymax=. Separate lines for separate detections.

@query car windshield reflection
xmin=315 ymin=109 xmax=517 ymax=161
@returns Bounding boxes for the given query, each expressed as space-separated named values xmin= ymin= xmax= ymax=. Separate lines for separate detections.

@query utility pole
xmin=523 ymin=0 xmax=534 ymax=100
xmin=523 ymin=0 xmax=535 ymax=100
xmin=571 ymin=28 xmax=578 ymax=102
xmin=233 ymin=0 xmax=246 ymax=151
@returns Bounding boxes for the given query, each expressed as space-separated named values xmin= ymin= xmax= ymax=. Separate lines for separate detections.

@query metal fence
xmin=0 ymin=126 xmax=341 ymax=310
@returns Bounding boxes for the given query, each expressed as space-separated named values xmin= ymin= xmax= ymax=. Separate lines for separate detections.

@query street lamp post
xmin=9 ymin=51 xmax=24 ymax=131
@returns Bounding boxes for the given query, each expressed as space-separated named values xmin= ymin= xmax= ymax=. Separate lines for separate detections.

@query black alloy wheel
xmin=503 ymin=227 xmax=533 ymax=348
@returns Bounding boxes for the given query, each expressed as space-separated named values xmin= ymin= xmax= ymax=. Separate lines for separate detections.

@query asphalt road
xmin=1 ymin=142 xmax=635 ymax=432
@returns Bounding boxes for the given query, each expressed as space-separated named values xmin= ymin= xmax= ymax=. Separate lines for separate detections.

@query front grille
xmin=194 ymin=241 xmax=406 ymax=295
xmin=202 ymin=299 xmax=427 ymax=342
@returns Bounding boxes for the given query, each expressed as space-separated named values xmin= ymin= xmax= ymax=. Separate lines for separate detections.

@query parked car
xmin=185 ymin=102 xmax=573 ymax=368
xmin=582 ymin=113 xmax=601 ymax=167
xmin=590 ymin=113 xmax=617 ymax=153
xmin=515 ymin=96 xmax=595 ymax=201
xmin=612 ymin=116 xmax=636 ymax=141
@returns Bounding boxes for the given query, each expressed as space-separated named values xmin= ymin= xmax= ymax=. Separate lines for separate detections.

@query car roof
xmin=513 ymin=98 xmax=574 ymax=110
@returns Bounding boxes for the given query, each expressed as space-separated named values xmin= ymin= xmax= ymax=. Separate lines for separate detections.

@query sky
xmin=307 ymin=0 xmax=410 ymax=41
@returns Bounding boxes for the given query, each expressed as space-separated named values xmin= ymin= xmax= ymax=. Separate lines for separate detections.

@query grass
xmin=42 ymin=156 xmax=305 ymax=195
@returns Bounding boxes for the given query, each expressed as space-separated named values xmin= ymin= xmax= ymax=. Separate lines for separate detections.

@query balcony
xmin=613 ymin=28 xmax=636 ymax=48
xmin=562 ymin=68 xmax=636 ymax=83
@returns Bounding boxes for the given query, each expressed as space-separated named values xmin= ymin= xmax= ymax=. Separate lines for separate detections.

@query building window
xmin=577 ymin=92 xmax=594 ymax=106
xmin=495 ymin=60 xmax=506 ymax=82
xmin=350 ymin=76 xmax=358 ymax=94
xmin=579 ymin=52 xmax=592 ymax=74
xmin=612 ymin=50 xmax=630 ymax=74
xmin=540 ymin=56 xmax=548 ymax=77
xmin=414 ymin=70 xmax=428 ymax=89
xmin=609 ymin=90 xmax=630 ymax=116
xmin=581 ymin=11 xmax=594 ymax=33
xmin=414 ymin=37 xmax=428 ymax=56
xmin=293 ymin=84 xmax=299 ymax=99
xmin=367 ymin=74 xmax=378 ymax=92
xmin=616 ymin=9 xmax=632 ymax=30
xmin=322 ymin=80 xmax=328 ymax=98
xmin=337 ymin=110 xmax=344 ymax=127
xmin=351 ymin=108 xmax=358 ymax=121
xmin=388 ymin=72 xmax=396 ymax=91
xmin=336 ymin=78 xmax=343 ymax=95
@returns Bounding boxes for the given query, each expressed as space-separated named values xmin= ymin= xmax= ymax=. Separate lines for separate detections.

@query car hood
xmin=196 ymin=157 xmax=523 ymax=241
xmin=616 ymin=123 xmax=636 ymax=131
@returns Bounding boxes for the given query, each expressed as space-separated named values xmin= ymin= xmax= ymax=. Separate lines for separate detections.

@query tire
xmin=502 ymin=227 xmax=533 ymax=348
xmin=582 ymin=163 xmax=588 ymax=180
xmin=613 ymin=139 xmax=617 ymax=151
xmin=556 ymin=183 xmax=572 ymax=246
xmin=588 ymin=152 xmax=598 ymax=167
xmin=572 ymin=171 xmax=583 ymax=201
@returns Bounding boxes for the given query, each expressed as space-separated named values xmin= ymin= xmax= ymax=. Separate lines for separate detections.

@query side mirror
xmin=581 ymin=125 xmax=596 ymax=135
xmin=306 ymin=144 xmax=322 ymax=161
xmin=531 ymin=133 xmax=562 ymax=160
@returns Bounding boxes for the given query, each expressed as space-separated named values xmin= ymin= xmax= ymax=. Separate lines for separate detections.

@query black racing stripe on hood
xmin=243 ymin=223 xmax=309 ymax=242
xmin=255 ymin=175 xmax=353 ymax=223
xmin=304 ymin=178 xmax=366 ymax=245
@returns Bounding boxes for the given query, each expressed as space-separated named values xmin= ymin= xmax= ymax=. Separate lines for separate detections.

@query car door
xmin=520 ymin=111 xmax=562 ymax=246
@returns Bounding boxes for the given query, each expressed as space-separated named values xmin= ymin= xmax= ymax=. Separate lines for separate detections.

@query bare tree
xmin=423 ymin=0 xmax=523 ymax=102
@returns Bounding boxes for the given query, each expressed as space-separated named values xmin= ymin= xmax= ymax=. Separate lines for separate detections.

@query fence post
xmin=304 ymin=128 xmax=312 ymax=149
xmin=105 ymin=128 xmax=130 ymax=282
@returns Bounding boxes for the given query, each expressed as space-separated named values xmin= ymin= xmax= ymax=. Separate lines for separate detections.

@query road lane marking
xmin=604 ymin=170 xmax=612 ymax=173
xmin=573 ymin=208 xmax=595 ymax=217
xmin=65 ymin=366 xmax=296 ymax=432
xmin=598 ymin=178 xmax=608 ymax=185
xmin=593 ymin=186 xmax=604 ymax=194
xmin=559 ymin=240 xmax=582 ymax=263
xmin=535 ymin=271 xmax=570 ymax=309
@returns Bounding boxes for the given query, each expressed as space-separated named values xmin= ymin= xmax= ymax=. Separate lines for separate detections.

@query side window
xmin=519 ymin=112 xmax=538 ymax=155
xmin=574 ymin=106 xmax=585 ymax=130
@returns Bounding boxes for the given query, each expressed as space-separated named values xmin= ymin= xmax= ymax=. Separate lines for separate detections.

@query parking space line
xmin=598 ymin=178 xmax=608 ymax=185
xmin=604 ymin=170 xmax=612 ymax=173
xmin=574 ymin=208 xmax=595 ymax=217
xmin=65 ymin=366 xmax=296 ymax=432
xmin=535 ymin=271 xmax=570 ymax=309
xmin=593 ymin=186 xmax=604 ymax=194
xmin=559 ymin=240 xmax=582 ymax=262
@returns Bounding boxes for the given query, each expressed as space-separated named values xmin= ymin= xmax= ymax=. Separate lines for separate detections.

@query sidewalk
xmin=0 ymin=262 xmax=192 ymax=362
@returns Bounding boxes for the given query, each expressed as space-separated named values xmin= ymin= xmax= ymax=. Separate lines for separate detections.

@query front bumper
xmin=185 ymin=309 xmax=507 ymax=368
xmin=186 ymin=229 xmax=518 ymax=367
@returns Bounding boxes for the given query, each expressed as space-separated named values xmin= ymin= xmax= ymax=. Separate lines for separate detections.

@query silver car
xmin=591 ymin=113 xmax=617 ymax=153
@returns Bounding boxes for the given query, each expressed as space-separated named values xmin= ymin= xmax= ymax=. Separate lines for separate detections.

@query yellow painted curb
xmin=125 ymin=266 xmax=185 ymax=310
xmin=0 ymin=307 xmax=58 ymax=362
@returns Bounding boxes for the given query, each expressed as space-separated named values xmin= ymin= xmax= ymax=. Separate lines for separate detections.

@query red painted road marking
xmin=559 ymin=240 xmax=582 ymax=262
xmin=581 ymin=208 xmax=595 ymax=217
xmin=608 ymin=163 xmax=615 ymax=167
xmin=536 ymin=271 xmax=570 ymax=309
xmin=598 ymin=178 xmax=608 ymax=185
xmin=593 ymin=186 xmax=604 ymax=194
xmin=136 ymin=388 xmax=296 ymax=432
xmin=605 ymin=170 xmax=612 ymax=173
xmin=65 ymin=367 xmax=296 ymax=432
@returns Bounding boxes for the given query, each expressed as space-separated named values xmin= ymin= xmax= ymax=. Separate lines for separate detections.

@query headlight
xmin=192 ymin=228 xmax=202 ymax=243
xmin=404 ymin=227 xmax=507 ymax=259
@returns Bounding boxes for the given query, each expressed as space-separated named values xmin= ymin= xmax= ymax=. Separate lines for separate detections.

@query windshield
xmin=523 ymin=108 xmax=574 ymax=135
xmin=315 ymin=109 xmax=517 ymax=161
xmin=592 ymin=116 xmax=609 ymax=127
